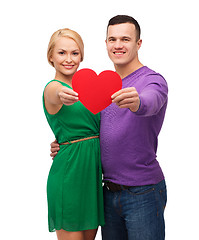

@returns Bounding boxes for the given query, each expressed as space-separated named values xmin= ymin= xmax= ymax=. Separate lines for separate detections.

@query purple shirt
xmin=100 ymin=66 xmax=168 ymax=186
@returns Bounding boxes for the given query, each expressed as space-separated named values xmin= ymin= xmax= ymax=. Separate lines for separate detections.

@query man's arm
xmin=111 ymin=76 xmax=168 ymax=116
xmin=135 ymin=81 xmax=168 ymax=116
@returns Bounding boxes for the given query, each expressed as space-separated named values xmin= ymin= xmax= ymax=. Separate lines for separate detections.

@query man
xmin=51 ymin=15 xmax=168 ymax=240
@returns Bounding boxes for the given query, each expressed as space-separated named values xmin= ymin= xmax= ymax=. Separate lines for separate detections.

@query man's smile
xmin=113 ymin=51 xmax=126 ymax=55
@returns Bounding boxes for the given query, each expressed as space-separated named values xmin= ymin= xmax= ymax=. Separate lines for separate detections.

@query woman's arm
xmin=44 ymin=81 xmax=79 ymax=114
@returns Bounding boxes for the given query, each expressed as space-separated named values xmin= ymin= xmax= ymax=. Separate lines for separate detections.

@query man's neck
xmin=115 ymin=60 xmax=144 ymax=79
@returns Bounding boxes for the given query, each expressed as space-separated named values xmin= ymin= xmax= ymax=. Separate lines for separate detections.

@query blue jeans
xmin=102 ymin=180 xmax=167 ymax=240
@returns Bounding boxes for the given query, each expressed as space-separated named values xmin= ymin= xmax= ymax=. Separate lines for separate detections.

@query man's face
xmin=106 ymin=23 xmax=142 ymax=67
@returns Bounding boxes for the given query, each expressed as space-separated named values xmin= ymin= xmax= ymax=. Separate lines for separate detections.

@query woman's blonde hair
xmin=47 ymin=28 xmax=84 ymax=67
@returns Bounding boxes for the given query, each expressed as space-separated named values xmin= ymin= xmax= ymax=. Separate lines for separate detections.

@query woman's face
xmin=50 ymin=37 xmax=81 ymax=79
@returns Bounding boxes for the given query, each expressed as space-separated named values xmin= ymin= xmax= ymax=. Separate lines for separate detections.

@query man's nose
xmin=114 ymin=40 xmax=123 ymax=49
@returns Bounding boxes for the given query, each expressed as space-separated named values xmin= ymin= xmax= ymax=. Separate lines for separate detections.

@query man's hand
xmin=50 ymin=139 xmax=60 ymax=160
xmin=111 ymin=87 xmax=140 ymax=112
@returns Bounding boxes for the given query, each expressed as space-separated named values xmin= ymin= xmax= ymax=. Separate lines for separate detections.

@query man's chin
xmin=113 ymin=60 xmax=127 ymax=67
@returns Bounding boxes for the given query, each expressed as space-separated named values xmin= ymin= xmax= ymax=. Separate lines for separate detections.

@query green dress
xmin=43 ymin=80 xmax=105 ymax=232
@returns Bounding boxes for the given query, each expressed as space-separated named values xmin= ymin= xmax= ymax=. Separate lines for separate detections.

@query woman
xmin=43 ymin=28 xmax=104 ymax=240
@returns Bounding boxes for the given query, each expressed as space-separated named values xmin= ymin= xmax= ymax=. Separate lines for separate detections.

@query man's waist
xmin=103 ymin=171 xmax=165 ymax=190
xmin=104 ymin=181 xmax=131 ymax=192
xmin=104 ymin=178 xmax=165 ymax=193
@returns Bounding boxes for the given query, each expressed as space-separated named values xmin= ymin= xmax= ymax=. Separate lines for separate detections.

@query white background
xmin=1 ymin=0 xmax=198 ymax=239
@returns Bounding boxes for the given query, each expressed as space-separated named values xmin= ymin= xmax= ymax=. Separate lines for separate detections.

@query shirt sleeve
xmin=135 ymin=74 xmax=168 ymax=117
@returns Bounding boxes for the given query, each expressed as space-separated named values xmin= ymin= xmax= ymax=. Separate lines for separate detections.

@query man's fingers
xmin=115 ymin=97 xmax=134 ymax=106
xmin=50 ymin=140 xmax=59 ymax=148
xmin=112 ymin=91 xmax=138 ymax=104
xmin=111 ymin=87 xmax=136 ymax=99
xmin=51 ymin=146 xmax=60 ymax=151
xmin=50 ymin=152 xmax=58 ymax=160
xmin=50 ymin=152 xmax=58 ymax=157
xmin=111 ymin=87 xmax=140 ymax=112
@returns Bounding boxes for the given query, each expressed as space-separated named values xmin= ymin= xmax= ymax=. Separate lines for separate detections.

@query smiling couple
xmin=43 ymin=15 xmax=168 ymax=240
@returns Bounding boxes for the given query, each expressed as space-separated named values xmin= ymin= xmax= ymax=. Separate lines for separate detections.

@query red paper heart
xmin=72 ymin=68 xmax=122 ymax=114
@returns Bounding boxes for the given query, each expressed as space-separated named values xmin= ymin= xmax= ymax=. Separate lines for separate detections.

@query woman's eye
xmin=73 ymin=52 xmax=79 ymax=56
xmin=59 ymin=51 xmax=65 ymax=55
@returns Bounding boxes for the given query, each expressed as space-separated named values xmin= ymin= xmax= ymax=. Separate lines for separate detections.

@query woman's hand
xmin=58 ymin=87 xmax=79 ymax=106
xmin=45 ymin=81 xmax=79 ymax=107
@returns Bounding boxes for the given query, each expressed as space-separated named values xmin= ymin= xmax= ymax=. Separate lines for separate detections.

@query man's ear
xmin=105 ymin=39 xmax=108 ymax=49
xmin=137 ymin=39 xmax=142 ymax=50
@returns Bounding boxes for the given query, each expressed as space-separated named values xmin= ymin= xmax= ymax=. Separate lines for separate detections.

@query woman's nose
xmin=65 ymin=54 xmax=72 ymax=63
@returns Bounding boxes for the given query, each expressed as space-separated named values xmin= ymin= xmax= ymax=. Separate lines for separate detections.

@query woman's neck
xmin=54 ymin=72 xmax=73 ymax=87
